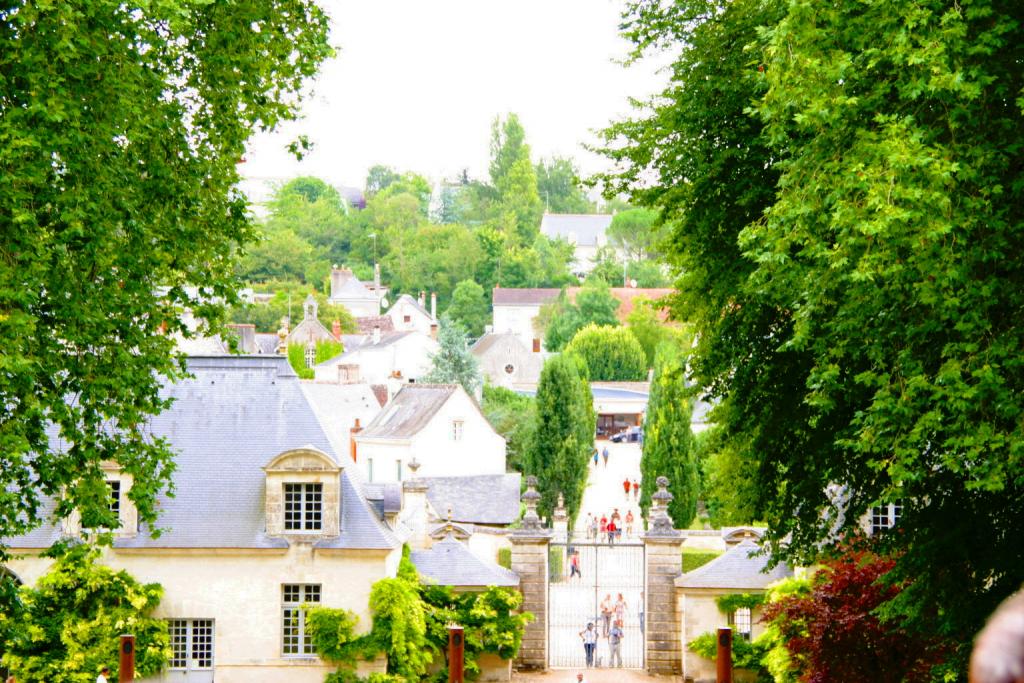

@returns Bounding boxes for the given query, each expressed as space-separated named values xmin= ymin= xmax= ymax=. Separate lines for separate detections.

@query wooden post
xmin=448 ymin=625 xmax=464 ymax=683
xmin=118 ymin=634 xmax=135 ymax=682
xmin=716 ymin=627 xmax=732 ymax=683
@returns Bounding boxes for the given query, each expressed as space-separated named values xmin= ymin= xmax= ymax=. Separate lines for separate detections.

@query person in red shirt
xmin=599 ymin=515 xmax=608 ymax=543
xmin=623 ymin=477 xmax=631 ymax=499
xmin=632 ymin=479 xmax=640 ymax=500
xmin=606 ymin=519 xmax=617 ymax=545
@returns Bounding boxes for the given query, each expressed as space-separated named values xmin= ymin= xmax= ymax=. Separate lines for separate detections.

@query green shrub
xmin=548 ymin=546 xmax=564 ymax=582
xmin=688 ymin=631 xmax=771 ymax=681
xmin=564 ymin=324 xmax=648 ymax=381
xmin=288 ymin=339 xmax=344 ymax=379
xmin=497 ymin=547 xmax=512 ymax=569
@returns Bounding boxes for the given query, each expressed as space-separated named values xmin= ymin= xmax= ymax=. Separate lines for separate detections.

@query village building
xmin=286 ymin=294 xmax=338 ymax=347
xmin=313 ymin=329 xmax=438 ymax=387
xmin=539 ymin=213 xmax=616 ymax=276
xmin=353 ymin=384 xmax=506 ymax=484
xmin=2 ymin=355 xmax=521 ymax=683
xmin=386 ymin=292 xmax=437 ymax=336
xmin=470 ymin=331 xmax=543 ymax=388
xmin=676 ymin=538 xmax=793 ymax=683
xmin=327 ymin=266 xmax=380 ymax=317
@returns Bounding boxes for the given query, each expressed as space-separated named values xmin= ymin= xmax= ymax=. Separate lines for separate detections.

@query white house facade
xmin=314 ymin=330 xmax=438 ymax=386
xmin=470 ymin=332 xmax=543 ymax=388
xmin=327 ymin=266 xmax=380 ymax=317
xmin=354 ymin=384 xmax=506 ymax=484
xmin=386 ymin=293 xmax=436 ymax=336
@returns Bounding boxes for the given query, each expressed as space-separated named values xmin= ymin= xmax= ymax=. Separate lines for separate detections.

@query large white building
xmin=327 ymin=267 xmax=380 ymax=317
xmin=314 ymin=330 xmax=438 ymax=386
xmin=353 ymin=384 xmax=506 ymax=483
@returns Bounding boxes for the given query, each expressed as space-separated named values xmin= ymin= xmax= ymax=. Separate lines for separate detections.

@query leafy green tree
xmin=238 ymin=227 xmax=318 ymax=283
xmin=536 ymin=156 xmax=594 ymax=213
xmin=625 ymin=297 xmax=684 ymax=368
xmin=422 ymin=316 xmax=482 ymax=396
xmin=490 ymin=114 xmax=542 ymax=244
xmin=604 ymin=0 xmax=1024 ymax=661
xmin=607 ymin=208 xmax=664 ymax=261
xmin=2 ymin=546 xmax=170 ymax=681
xmin=287 ymin=339 xmax=344 ymax=379
xmin=543 ymin=281 xmax=621 ymax=351
xmin=446 ymin=280 xmax=490 ymax=337
xmin=376 ymin=172 xmax=433 ymax=218
xmin=365 ymin=164 xmax=402 ymax=197
xmin=383 ymin=224 xmax=481 ymax=306
xmin=262 ymin=176 xmax=349 ymax=266
xmin=0 ymin=1 xmax=331 ymax=551
xmin=564 ymin=324 xmax=647 ymax=382
xmin=228 ymin=282 xmax=356 ymax=333
xmin=626 ymin=259 xmax=670 ymax=288
xmin=696 ymin=425 xmax=759 ymax=528
xmin=640 ymin=343 xmax=698 ymax=528
xmin=482 ymin=385 xmax=536 ymax=474
xmin=588 ymin=245 xmax=625 ymax=286
xmin=524 ymin=355 xmax=594 ymax=523
xmin=489 ymin=114 xmax=529 ymax=188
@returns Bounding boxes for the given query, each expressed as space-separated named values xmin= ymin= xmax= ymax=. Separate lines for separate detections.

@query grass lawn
xmin=681 ymin=546 xmax=723 ymax=573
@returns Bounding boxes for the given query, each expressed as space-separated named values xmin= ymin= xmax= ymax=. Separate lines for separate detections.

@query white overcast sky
xmin=240 ymin=0 xmax=667 ymax=199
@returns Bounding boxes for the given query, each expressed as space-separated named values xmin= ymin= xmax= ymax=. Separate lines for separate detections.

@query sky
xmin=240 ymin=0 xmax=667 ymax=201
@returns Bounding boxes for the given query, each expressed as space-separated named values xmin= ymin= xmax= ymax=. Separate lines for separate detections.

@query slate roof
xmin=355 ymin=315 xmax=395 ymax=334
xmin=420 ymin=473 xmax=522 ymax=525
xmin=299 ymin=382 xmax=384 ymax=458
xmin=332 ymin=277 xmax=377 ymax=301
xmin=470 ymin=331 xmax=529 ymax=356
xmin=491 ymin=288 xmax=562 ymax=306
xmin=357 ymin=384 xmax=457 ymax=440
xmin=319 ymin=330 xmax=419 ymax=363
xmin=363 ymin=483 xmax=403 ymax=518
xmin=5 ymin=356 xmax=397 ymax=551
xmin=390 ymin=293 xmax=434 ymax=319
xmin=540 ymin=213 xmax=613 ymax=246
xmin=675 ymin=540 xmax=792 ymax=590
xmin=411 ymin=535 xmax=519 ymax=587
xmin=255 ymin=333 xmax=281 ymax=355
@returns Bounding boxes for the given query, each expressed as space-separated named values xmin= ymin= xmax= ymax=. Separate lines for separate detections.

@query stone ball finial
xmin=557 ymin=492 xmax=565 ymax=509
xmin=408 ymin=457 xmax=421 ymax=474
xmin=525 ymin=474 xmax=538 ymax=489
xmin=652 ymin=476 xmax=674 ymax=503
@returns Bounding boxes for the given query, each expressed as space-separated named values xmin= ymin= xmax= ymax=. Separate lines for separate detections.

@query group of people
xmin=584 ymin=508 xmax=636 ymax=544
xmin=578 ymin=593 xmax=630 ymax=668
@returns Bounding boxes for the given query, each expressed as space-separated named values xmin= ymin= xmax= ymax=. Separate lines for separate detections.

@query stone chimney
xmin=330 ymin=265 xmax=352 ymax=300
xmin=430 ymin=292 xmax=437 ymax=320
xmin=373 ymin=324 xmax=381 ymax=345
xmin=331 ymin=319 xmax=342 ymax=340
xmin=349 ymin=418 xmax=362 ymax=462
xmin=276 ymin=317 xmax=289 ymax=354
xmin=418 ymin=291 xmax=426 ymax=309
xmin=401 ymin=458 xmax=430 ymax=549
xmin=430 ymin=323 xmax=438 ymax=340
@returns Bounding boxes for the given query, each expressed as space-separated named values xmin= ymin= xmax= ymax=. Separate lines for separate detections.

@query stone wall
xmin=645 ymin=536 xmax=684 ymax=674
xmin=510 ymin=535 xmax=549 ymax=670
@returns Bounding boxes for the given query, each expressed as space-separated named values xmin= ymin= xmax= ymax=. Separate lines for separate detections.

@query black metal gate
xmin=548 ymin=535 xmax=645 ymax=669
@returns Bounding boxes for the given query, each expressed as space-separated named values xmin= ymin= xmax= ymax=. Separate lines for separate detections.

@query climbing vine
xmin=688 ymin=632 xmax=771 ymax=681
xmin=716 ymin=593 xmax=765 ymax=614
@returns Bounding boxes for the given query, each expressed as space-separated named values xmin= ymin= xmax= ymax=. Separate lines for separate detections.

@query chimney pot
xmin=331 ymin=319 xmax=342 ymax=340
xmin=430 ymin=323 xmax=438 ymax=341
xmin=350 ymin=418 xmax=363 ymax=462
xmin=373 ymin=325 xmax=381 ymax=345
xmin=430 ymin=292 xmax=437 ymax=320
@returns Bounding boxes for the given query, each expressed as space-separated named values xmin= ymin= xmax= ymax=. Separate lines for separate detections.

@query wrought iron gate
xmin=548 ymin=535 xmax=645 ymax=669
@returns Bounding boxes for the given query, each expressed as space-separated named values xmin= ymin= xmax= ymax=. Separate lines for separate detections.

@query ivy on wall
xmin=688 ymin=632 xmax=771 ymax=681
xmin=716 ymin=593 xmax=766 ymax=614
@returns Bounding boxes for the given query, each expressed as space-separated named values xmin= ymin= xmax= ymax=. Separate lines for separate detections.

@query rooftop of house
xmin=675 ymin=539 xmax=792 ymax=590
xmin=389 ymin=293 xmax=434 ymax=319
xmin=411 ymin=534 xmax=519 ymax=588
xmin=318 ymin=330 xmax=426 ymax=366
xmin=355 ymin=315 xmax=395 ymax=334
xmin=421 ymin=473 xmax=522 ymax=525
xmin=331 ymin=276 xmax=377 ymax=301
xmin=299 ymin=381 xmax=384 ymax=458
xmin=5 ymin=356 xmax=398 ymax=552
xmin=470 ymin=331 xmax=531 ymax=356
xmin=540 ymin=213 xmax=613 ymax=247
xmin=491 ymin=288 xmax=562 ymax=306
xmin=490 ymin=286 xmax=674 ymax=322
xmin=357 ymin=384 xmax=459 ymax=440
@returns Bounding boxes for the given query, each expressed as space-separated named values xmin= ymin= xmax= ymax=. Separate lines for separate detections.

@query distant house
xmin=286 ymin=294 xmax=338 ymax=346
xmin=353 ymin=384 xmax=506 ymax=483
xmin=471 ymin=332 xmax=543 ymax=388
xmin=677 ymin=538 xmax=793 ymax=682
xmin=328 ymin=267 xmax=380 ymax=317
xmin=539 ymin=213 xmax=615 ymax=276
xmin=313 ymin=329 xmax=438 ymax=386
xmin=387 ymin=292 xmax=437 ymax=336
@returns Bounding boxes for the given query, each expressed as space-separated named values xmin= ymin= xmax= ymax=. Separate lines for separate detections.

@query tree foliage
xmin=640 ymin=343 xmax=697 ymax=528
xmin=2 ymin=546 xmax=170 ymax=681
xmin=445 ymin=280 xmax=490 ymax=338
xmin=541 ymin=281 xmax=621 ymax=352
xmin=481 ymin=385 xmax=536 ymax=474
xmin=696 ymin=425 xmax=760 ymax=528
xmin=762 ymin=546 xmax=949 ymax=683
xmin=0 ymin=0 xmax=331 ymax=553
xmin=607 ymin=207 xmax=663 ymax=261
xmin=600 ymin=0 xmax=1024 ymax=661
xmin=422 ymin=316 xmax=482 ymax=396
xmin=624 ymin=297 xmax=682 ymax=368
xmin=524 ymin=355 xmax=594 ymax=523
xmin=564 ymin=324 xmax=647 ymax=382
xmin=535 ymin=156 xmax=594 ymax=214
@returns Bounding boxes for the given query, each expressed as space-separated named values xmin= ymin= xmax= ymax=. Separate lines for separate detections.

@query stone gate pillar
xmin=510 ymin=475 xmax=552 ymax=671
xmin=643 ymin=476 xmax=684 ymax=675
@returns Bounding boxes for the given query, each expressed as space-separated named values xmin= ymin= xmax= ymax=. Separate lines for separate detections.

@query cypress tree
xmin=524 ymin=355 xmax=594 ymax=524
xmin=640 ymin=342 xmax=698 ymax=528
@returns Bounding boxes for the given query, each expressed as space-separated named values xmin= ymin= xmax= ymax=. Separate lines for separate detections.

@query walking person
xmin=608 ymin=619 xmax=624 ymax=668
xmin=614 ymin=593 xmax=628 ymax=625
xmin=602 ymin=446 xmax=609 ymax=467
xmin=625 ymin=509 xmax=635 ymax=537
xmin=622 ymin=477 xmax=631 ymax=500
xmin=569 ymin=550 xmax=582 ymax=579
xmin=589 ymin=514 xmax=598 ymax=540
xmin=606 ymin=518 xmax=617 ymax=545
xmin=592 ymin=448 xmax=599 ymax=468
xmin=579 ymin=622 xmax=598 ymax=667
xmin=600 ymin=594 xmax=613 ymax=637
xmin=639 ymin=590 xmax=645 ymax=635
xmin=610 ymin=508 xmax=622 ymax=541
xmin=97 ymin=668 xmax=110 ymax=683
xmin=632 ymin=479 xmax=640 ymax=500
xmin=599 ymin=515 xmax=608 ymax=543
xmin=583 ymin=513 xmax=593 ymax=540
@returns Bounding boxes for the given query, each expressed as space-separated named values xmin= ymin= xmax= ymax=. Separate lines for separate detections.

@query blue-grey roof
xmin=411 ymin=535 xmax=519 ymax=587
xmin=6 ymin=356 xmax=397 ymax=551
xmin=676 ymin=539 xmax=792 ymax=590
xmin=421 ymin=474 xmax=522 ymax=525
xmin=358 ymin=385 xmax=457 ymax=440
xmin=540 ymin=213 xmax=613 ymax=247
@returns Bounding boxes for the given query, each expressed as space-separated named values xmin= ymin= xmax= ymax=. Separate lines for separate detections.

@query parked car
xmin=610 ymin=426 xmax=643 ymax=443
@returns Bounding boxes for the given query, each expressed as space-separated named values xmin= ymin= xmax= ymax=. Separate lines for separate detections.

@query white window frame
xmin=168 ymin=618 xmax=214 ymax=670
xmin=729 ymin=608 xmax=752 ymax=642
xmin=283 ymin=483 xmax=323 ymax=532
xmin=870 ymin=502 xmax=902 ymax=535
xmin=304 ymin=343 xmax=316 ymax=369
xmin=282 ymin=584 xmax=321 ymax=657
xmin=451 ymin=419 xmax=464 ymax=442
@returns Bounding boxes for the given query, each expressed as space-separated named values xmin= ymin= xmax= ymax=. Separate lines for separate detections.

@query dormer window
xmin=107 ymin=480 xmax=121 ymax=517
xmin=284 ymin=483 xmax=323 ymax=532
xmin=263 ymin=448 xmax=341 ymax=538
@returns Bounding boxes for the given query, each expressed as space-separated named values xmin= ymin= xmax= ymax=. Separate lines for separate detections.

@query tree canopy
xmin=0 ymin=1 xmax=331 ymax=552
xmin=541 ymin=281 xmax=621 ymax=352
xmin=564 ymin=324 xmax=648 ymax=382
xmin=422 ymin=316 xmax=482 ymax=397
xmin=601 ymin=0 xmax=1024 ymax=664
xmin=445 ymin=280 xmax=490 ymax=337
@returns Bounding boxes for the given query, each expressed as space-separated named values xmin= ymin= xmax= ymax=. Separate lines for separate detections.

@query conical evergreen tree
xmin=422 ymin=316 xmax=482 ymax=396
xmin=640 ymin=342 xmax=698 ymax=528
xmin=524 ymin=354 xmax=594 ymax=524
